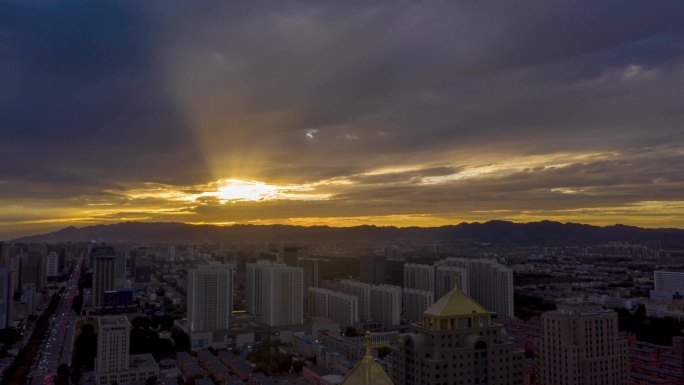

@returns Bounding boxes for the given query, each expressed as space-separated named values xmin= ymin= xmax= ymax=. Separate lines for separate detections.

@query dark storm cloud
xmin=0 ymin=1 xmax=210 ymax=195
xmin=156 ymin=0 xmax=684 ymax=177
xmin=1 ymin=0 xmax=684 ymax=236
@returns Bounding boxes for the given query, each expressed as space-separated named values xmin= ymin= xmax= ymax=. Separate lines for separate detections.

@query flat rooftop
xmin=129 ymin=353 xmax=159 ymax=371
xmin=98 ymin=315 xmax=130 ymax=327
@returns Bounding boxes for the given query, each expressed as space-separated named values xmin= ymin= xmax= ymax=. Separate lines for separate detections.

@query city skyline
xmin=1 ymin=220 xmax=683 ymax=384
xmin=2 ymin=1 xmax=684 ymax=239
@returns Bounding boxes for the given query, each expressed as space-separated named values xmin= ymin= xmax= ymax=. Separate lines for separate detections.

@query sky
xmin=1 ymin=1 xmax=684 ymax=239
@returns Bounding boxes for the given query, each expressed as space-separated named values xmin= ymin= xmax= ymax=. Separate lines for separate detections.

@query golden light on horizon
xmin=3 ymin=149 xmax=683 ymax=241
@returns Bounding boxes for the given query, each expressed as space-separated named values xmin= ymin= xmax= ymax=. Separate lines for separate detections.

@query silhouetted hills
xmin=12 ymin=220 xmax=684 ymax=248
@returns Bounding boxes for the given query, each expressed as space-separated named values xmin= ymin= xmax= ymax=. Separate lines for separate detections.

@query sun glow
xmin=197 ymin=179 xmax=281 ymax=202
xmin=114 ymin=178 xmax=331 ymax=204
xmin=187 ymin=179 xmax=331 ymax=203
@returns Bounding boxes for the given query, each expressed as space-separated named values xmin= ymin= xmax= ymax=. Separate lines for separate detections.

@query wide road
xmin=29 ymin=255 xmax=83 ymax=385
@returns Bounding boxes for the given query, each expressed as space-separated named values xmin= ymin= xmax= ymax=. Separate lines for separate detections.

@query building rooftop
xmin=225 ymin=358 xmax=253 ymax=374
xmin=250 ymin=373 xmax=276 ymax=385
xmin=129 ymin=353 xmax=160 ymax=371
xmin=197 ymin=349 xmax=218 ymax=361
xmin=219 ymin=350 xmax=240 ymax=362
xmin=545 ymin=308 xmax=615 ymax=317
xmin=98 ymin=315 xmax=130 ymax=328
xmin=423 ymin=288 xmax=488 ymax=318
xmin=176 ymin=351 xmax=194 ymax=362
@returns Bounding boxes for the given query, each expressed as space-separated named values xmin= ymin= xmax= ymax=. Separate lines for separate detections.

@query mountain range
xmin=11 ymin=221 xmax=684 ymax=248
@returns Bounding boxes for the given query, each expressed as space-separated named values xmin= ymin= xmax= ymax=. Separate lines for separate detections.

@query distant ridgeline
xmin=12 ymin=220 xmax=684 ymax=248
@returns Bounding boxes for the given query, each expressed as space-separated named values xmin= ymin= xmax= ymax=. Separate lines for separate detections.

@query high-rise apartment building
xmin=9 ymin=254 xmax=22 ymax=294
xmin=10 ymin=255 xmax=20 ymax=294
xmin=264 ymin=264 xmax=303 ymax=326
xmin=90 ymin=246 xmax=115 ymax=267
xmin=654 ymin=270 xmax=684 ymax=293
xmin=95 ymin=315 xmax=159 ymax=385
xmin=308 ymin=287 xmax=359 ymax=328
xmin=283 ymin=245 xmax=307 ymax=267
xmin=402 ymin=288 xmax=433 ymax=324
xmin=20 ymin=248 xmax=45 ymax=292
xmin=0 ymin=242 xmax=10 ymax=268
xmin=309 ymin=286 xmax=330 ymax=319
xmin=46 ymin=250 xmax=59 ymax=280
xmin=393 ymin=288 xmax=524 ymax=385
xmin=340 ymin=279 xmax=372 ymax=322
xmin=129 ymin=247 xmax=150 ymax=276
xmin=246 ymin=261 xmax=303 ymax=326
xmin=187 ymin=265 xmax=234 ymax=333
xmin=403 ymin=264 xmax=434 ymax=293
xmin=299 ymin=257 xmax=324 ymax=313
xmin=329 ymin=291 xmax=359 ymax=329
xmin=93 ymin=255 xmax=116 ymax=309
xmin=245 ymin=261 xmax=270 ymax=315
xmin=434 ymin=265 xmax=468 ymax=299
xmin=298 ymin=257 xmax=323 ymax=289
xmin=114 ymin=251 xmax=126 ymax=285
xmin=537 ymin=305 xmax=628 ymax=385
xmin=370 ymin=284 xmax=402 ymax=327
xmin=96 ymin=315 xmax=130 ymax=374
xmin=246 ymin=260 xmax=270 ymax=316
xmin=57 ymin=248 xmax=67 ymax=274
xmin=0 ymin=268 xmax=10 ymax=329
xmin=360 ymin=255 xmax=386 ymax=285
xmin=435 ymin=258 xmax=514 ymax=317
xmin=234 ymin=251 xmax=249 ymax=275
xmin=22 ymin=283 xmax=38 ymax=316
xmin=133 ymin=257 xmax=152 ymax=284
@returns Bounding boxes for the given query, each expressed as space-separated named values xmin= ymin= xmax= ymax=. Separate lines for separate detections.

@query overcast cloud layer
xmin=1 ymin=1 xmax=684 ymax=239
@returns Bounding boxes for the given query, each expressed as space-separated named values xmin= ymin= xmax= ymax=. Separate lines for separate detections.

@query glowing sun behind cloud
xmin=216 ymin=180 xmax=278 ymax=202
xmin=189 ymin=179 xmax=330 ymax=203
xmin=195 ymin=179 xmax=282 ymax=202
